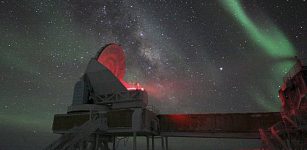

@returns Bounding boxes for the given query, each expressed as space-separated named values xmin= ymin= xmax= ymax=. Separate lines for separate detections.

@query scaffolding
xmin=260 ymin=59 xmax=307 ymax=150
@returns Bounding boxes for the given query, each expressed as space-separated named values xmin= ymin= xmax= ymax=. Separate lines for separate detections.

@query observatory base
xmin=52 ymin=110 xmax=281 ymax=139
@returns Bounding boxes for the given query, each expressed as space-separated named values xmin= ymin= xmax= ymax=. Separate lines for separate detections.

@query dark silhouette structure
xmin=45 ymin=44 xmax=306 ymax=150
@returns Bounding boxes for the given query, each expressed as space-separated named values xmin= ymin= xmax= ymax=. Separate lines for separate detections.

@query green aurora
xmin=220 ymin=0 xmax=297 ymax=111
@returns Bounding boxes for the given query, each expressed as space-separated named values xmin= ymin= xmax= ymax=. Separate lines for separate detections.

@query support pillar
xmin=165 ymin=137 xmax=168 ymax=150
xmin=161 ymin=136 xmax=165 ymax=150
xmin=113 ymin=136 xmax=116 ymax=150
xmin=133 ymin=132 xmax=137 ymax=150
xmin=79 ymin=141 xmax=84 ymax=150
xmin=152 ymin=136 xmax=155 ymax=150
xmin=146 ymin=136 xmax=149 ymax=150
xmin=102 ymin=137 xmax=109 ymax=150
xmin=94 ymin=134 xmax=99 ymax=150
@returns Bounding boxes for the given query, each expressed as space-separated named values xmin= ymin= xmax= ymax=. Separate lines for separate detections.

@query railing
xmin=283 ymin=59 xmax=303 ymax=82
xmin=94 ymin=90 xmax=146 ymax=104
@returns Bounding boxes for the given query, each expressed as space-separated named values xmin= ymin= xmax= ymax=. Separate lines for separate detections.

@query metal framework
xmin=259 ymin=59 xmax=307 ymax=150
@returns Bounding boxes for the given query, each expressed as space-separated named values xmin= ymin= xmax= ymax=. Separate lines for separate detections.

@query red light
xmin=97 ymin=44 xmax=126 ymax=81
xmin=171 ymin=114 xmax=188 ymax=121
xmin=126 ymin=82 xmax=144 ymax=91
xmin=169 ymin=114 xmax=189 ymax=126
xmin=96 ymin=44 xmax=145 ymax=91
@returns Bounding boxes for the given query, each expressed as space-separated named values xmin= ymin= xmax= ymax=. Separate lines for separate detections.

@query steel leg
xmin=165 ymin=137 xmax=168 ymax=150
xmin=152 ymin=136 xmax=155 ymax=150
xmin=113 ymin=136 xmax=116 ymax=150
xmin=146 ymin=136 xmax=149 ymax=150
xmin=161 ymin=137 xmax=165 ymax=150
xmin=133 ymin=132 xmax=137 ymax=150
xmin=94 ymin=134 xmax=99 ymax=150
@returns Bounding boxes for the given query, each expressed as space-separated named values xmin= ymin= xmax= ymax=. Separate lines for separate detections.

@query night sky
xmin=1 ymin=0 xmax=307 ymax=149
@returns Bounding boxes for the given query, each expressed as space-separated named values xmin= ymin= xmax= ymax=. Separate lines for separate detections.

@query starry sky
xmin=0 ymin=0 xmax=307 ymax=149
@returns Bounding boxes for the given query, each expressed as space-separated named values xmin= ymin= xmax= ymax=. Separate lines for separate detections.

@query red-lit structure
xmin=45 ymin=44 xmax=306 ymax=150
xmin=259 ymin=59 xmax=307 ymax=149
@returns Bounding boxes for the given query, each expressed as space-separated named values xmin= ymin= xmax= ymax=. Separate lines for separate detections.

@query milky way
xmin=0 ymin=0 xmax=307 ymax=149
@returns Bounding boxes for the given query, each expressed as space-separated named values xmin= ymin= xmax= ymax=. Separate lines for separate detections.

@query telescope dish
xmin=96 ymin=44 xmax=126 ymax=81
xmin=95 ymin=43 xmax=143 ymax=90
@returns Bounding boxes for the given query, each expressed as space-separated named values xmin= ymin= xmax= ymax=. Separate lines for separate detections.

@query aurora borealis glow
xmin=1 ymin=0 xmax=306 ymax=149
xmin=221 ymin=0 xmax=296 ymax=58
xmin=221 ymin=0 xmax=298 ymax=111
